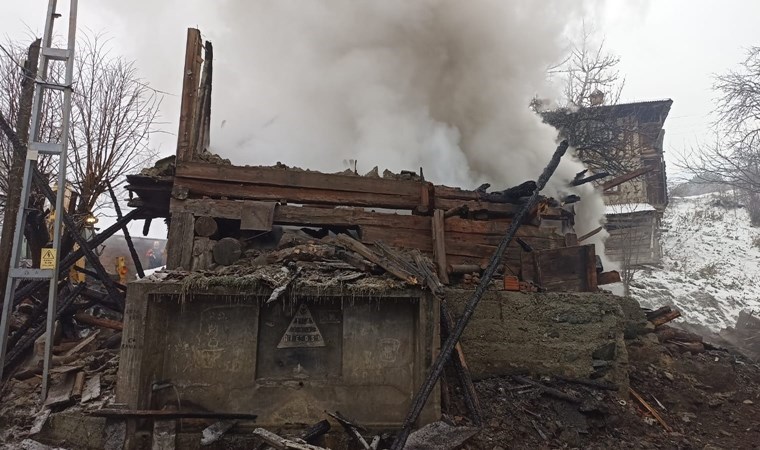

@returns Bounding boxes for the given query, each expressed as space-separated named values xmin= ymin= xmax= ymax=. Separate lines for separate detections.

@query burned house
xmin=1 ymin=28 xmax=642 ymax=450
xmin=544 ymin=99 xmax=673 ymax=266
xmin=107 ymin=29 xmax=628 ymax=445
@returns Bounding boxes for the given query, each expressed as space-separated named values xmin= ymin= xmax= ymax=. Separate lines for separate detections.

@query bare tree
xmin=0 ymin=40 xmax=59 ymax=219
xmin=537 ymin=27 xmax=644 ymax=176
xmin=0 ymin=32 xmax=161 ymax=263
xmin=67 ymin=33 xmax=161 ymax=218
xmin=550 ymin=25 xmax=626 ymax=108
xmin=678 ymin=47 xmax=760 ymax=225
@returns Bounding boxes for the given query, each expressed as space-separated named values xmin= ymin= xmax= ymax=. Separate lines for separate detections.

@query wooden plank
xmin=90 ymin=410 xmax=259 ymax=420
xmin=361 ymin=226 xmax=433 ymax=253
xmin=177 ymin=161 xmax=425 ymax=197
xmin=81 ymin=373 xmax=102 ymax=403
xmin=44 ymin=371 xmax=76 ymax=407
xmin=444 ymin=217 xmax=560 ymax=237
xmin=431 ymin=210 xmax=449 ymax=284
xmin=174 ymin=177 xmax=421 ymax=210
xmin=434 ymin=197 xmax=519 ymax=216
xmin=252 ymin=428 xmax=327 ymax=450
xmin=335 ymin=235 xmax=419 ymax=285
xmin=434 ymin=184 xmax=480 ymax=200
xmin=533 ymin=245 xmax=597 ymax=292
xmin=240 ymin=201 xmax=275 ymax=231
xmin=173 ymin=199 xmax=433 ymax=230
xmin=176 ymin=29 xmax=203 ymax=163
xmin=166 ymin=212 xmax=195 ymax=270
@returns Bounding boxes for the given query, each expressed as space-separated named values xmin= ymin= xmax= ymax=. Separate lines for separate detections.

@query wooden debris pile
xmin=644 ymin=305 xmax=711 ymax=355
xmin=0 ymin=327 xmax=118 ymax=443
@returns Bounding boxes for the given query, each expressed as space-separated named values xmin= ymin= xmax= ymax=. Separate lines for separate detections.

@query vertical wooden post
xmin=0 ymin=40 xmax=40 ymax=305
xmin=166 ymin=212 xmax=195 ymax=270
xmin=431 ymin=209 xmax=449 ymax=284
xmin=586 ymin=244 xmax=598 ymax=291
xmin=176 ymin=29 xmax=203 ymax=163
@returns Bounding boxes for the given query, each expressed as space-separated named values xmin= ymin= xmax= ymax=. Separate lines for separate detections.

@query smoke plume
xmin=111 ymin=0 xmax=611 ymax=255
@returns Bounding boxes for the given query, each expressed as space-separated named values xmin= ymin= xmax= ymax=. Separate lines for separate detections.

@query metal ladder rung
xmin=29 ymin=141 xmax=62 ymax=155
xmin=9 ymin=268 xmax=54 ymax=280
xmin=37 ymin=82 xmax=70 ymax=92
xmin=41 ymin=47 xmax=71 ymax=61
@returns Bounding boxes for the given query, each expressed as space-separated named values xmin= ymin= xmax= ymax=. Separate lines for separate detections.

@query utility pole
xmin=0 ymin=40 xmax=41 ymax=312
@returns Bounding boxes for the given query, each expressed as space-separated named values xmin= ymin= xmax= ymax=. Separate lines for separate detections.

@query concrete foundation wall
xmin=446 ymin=290 xmax=628 ymax=389
xmin=117 ymin=281 xmax=440 ymax=428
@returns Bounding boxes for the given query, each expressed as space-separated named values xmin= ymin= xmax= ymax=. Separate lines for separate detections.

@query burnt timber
xmin=123 ymin=29 xmax=604 ymax=293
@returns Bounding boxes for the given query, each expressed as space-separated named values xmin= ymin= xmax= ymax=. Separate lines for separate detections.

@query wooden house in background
xmin=544 ymin=99 xmax=673 ymax=266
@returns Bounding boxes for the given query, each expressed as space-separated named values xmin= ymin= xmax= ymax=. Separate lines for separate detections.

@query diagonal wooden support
xmin=440 ymin=300 xmax=483 ymax=426
xmin=13 ymin=209 xmax=139 ymax=308
xmin=391 ymin=140 xmax=570 ymax=450
xmin=32 ymin=170 xmax=123 ymax=306
xmin=108 ymin=182 xmax=144 ymax=278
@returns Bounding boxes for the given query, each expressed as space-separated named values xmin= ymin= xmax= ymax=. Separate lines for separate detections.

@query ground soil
xmin=448 ymin=334 xmax=760 ymax=449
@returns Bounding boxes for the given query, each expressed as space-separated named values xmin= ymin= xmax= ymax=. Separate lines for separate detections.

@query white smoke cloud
xmin=107 ymin=0 xmax=612 ymax=260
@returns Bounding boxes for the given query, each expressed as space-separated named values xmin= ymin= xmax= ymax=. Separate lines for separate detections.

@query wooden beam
xmin=431 ymin=210 xmax=449 ymax=284
xmin=176 ymin=161 xmax=425 ymax=197
xmin=172 ymin=199 xmax=432 ymax=230
xmin=602 ymin=167 xmax=653 ymax=191
xmin=89 ymin=409 xmax=258 ymax=420
xmin=335 ymin=235 xmax=418 ymax=285
xmin=174 ymin=177 xmax=422 ymax=210
xmin=176 ymin=28 xmax=203 ymax=163
xmin=108 ymin=182 xmax=144 ymax=278
xmin=166 ymin=212 xmax=195 ymax=270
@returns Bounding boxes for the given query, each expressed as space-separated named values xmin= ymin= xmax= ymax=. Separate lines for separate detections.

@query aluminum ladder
xmin=0 ymin=0 xmax=79 ymax=399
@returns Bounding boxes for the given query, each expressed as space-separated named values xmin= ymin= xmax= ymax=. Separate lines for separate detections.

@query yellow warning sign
xmin=278 ymin=304 xmax=326 ymax=349
xmin=40 ymin=248 xmax=57 ymax=270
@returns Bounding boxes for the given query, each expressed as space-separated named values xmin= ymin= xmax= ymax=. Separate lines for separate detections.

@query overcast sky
xmin=2 ymin=1 xmax=760 ymax=240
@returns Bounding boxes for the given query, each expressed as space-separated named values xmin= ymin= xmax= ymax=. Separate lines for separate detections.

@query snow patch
xmin=627 ymin=192 xmax=760 ymax=331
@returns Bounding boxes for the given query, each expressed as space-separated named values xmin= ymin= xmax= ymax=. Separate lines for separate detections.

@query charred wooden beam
xmin=440 ymin=300 xmax=483 ymax=426
xmin=28 ymin=170 xmax=125 ymax=308
xmin=431 ymin=210 xmax=449 ymax=284
xmin=108 ymin=182 xmax=144 ymax=278
xmin=4 ymin=283 xmax=85 ymax=371
xmin=176 ymin=28 xmax=204 ymax=163
xmin=391 ymin=140 xmax=570 ymax=450
xmin=578 ymin=226 xmax=603 ymax=243
xmin=72 ymin=266 xmax=127 ymax=291
xmin=602 ymin=167 xmax=653 ymax=192
xmin=335 ymin=235 xmax=418 ymax=285
xmin=73 ymin=313 xmax=124 ymax=331
xmin=12 ymin=209 xmax=139 ymax=308
xmin=571 ymin=171 xmax=609 ymax=187
xmin=301 ymin=420 xmax=331 ymax=445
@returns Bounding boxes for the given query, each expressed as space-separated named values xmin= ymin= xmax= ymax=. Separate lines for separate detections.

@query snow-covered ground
xmin=620 ymin=192 xmax=760 ymax=331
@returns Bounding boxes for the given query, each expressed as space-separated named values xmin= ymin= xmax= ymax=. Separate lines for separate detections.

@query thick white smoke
xmin=108 ymin=0 xmax=611 ymax=258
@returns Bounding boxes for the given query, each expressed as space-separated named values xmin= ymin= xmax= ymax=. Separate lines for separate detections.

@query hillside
xmin=624 ymin=192 xmax=760 ymax=331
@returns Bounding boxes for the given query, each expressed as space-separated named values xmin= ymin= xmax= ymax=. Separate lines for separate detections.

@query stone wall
xmin=117 ymin=281 xmax=440 ymax=428
xmin=446 ymin=290 xmax=629 ymax=391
